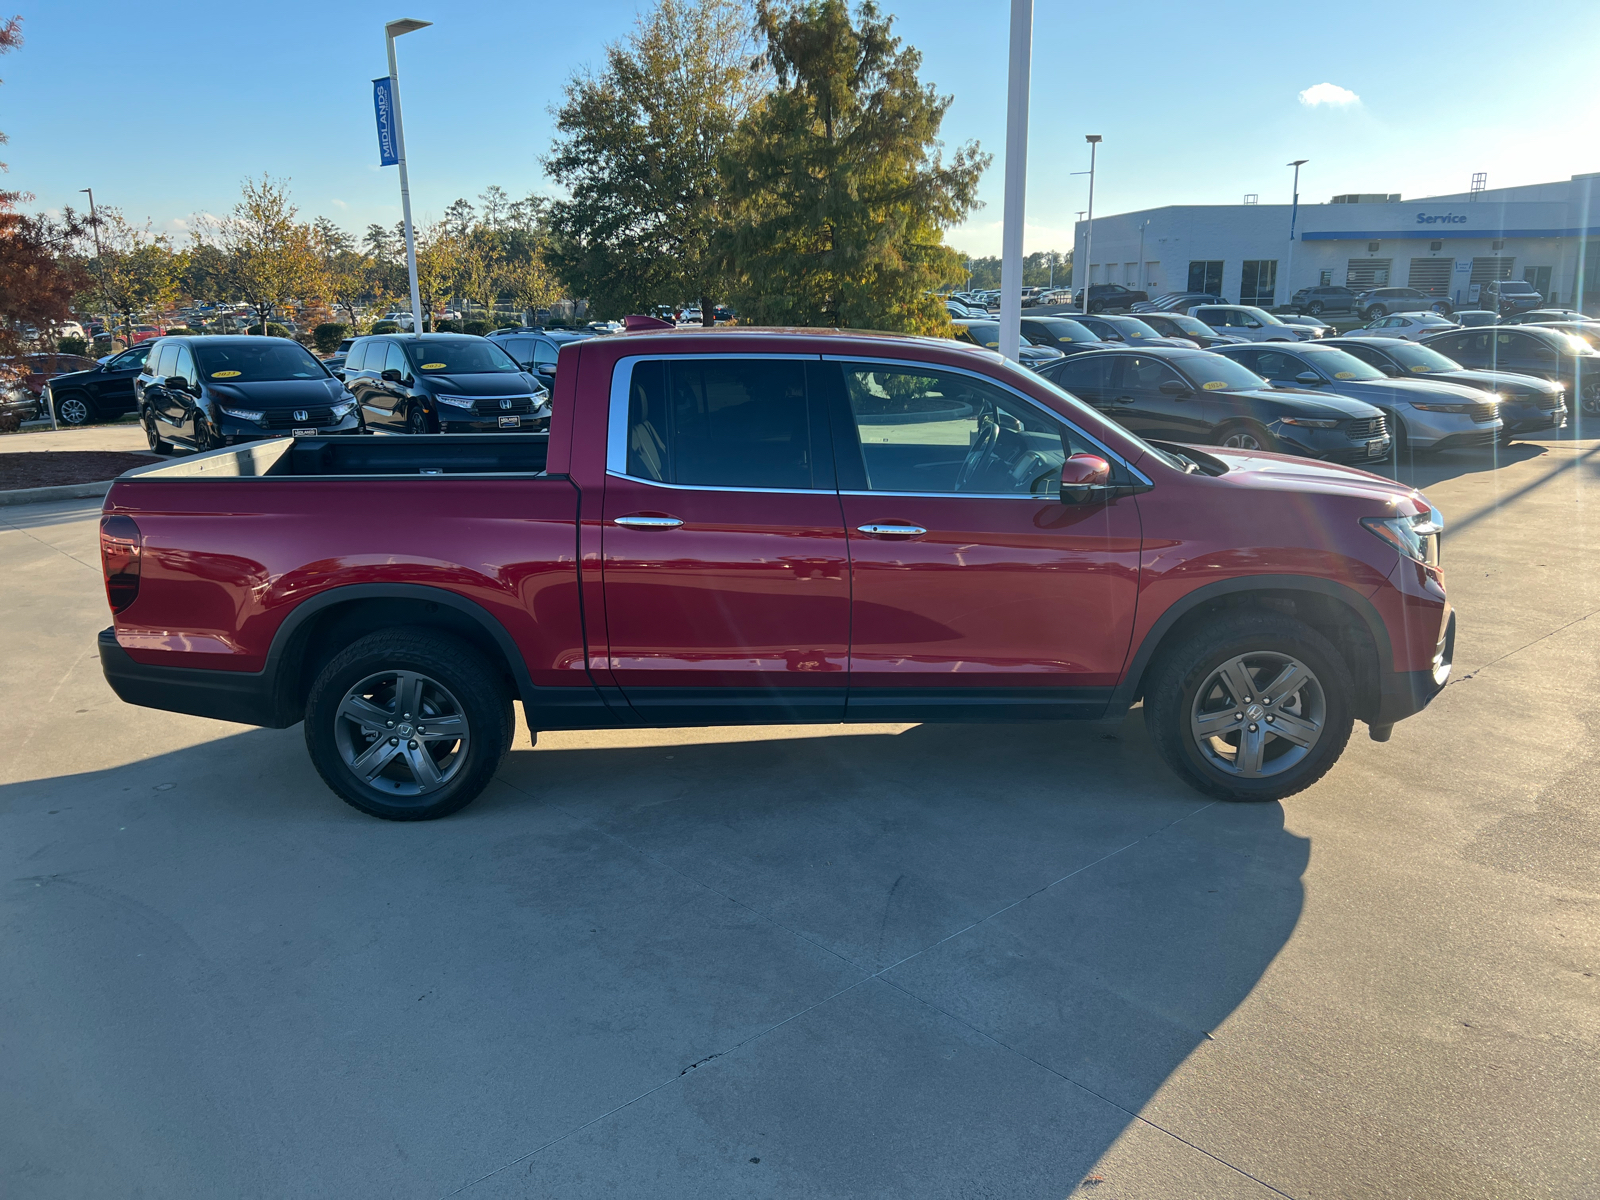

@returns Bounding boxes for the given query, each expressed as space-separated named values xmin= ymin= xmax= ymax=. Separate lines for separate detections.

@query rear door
xmin=1043 ymin=352 xmax=1118 ymax=416
xmin=828 ymin=358 xmax=1143 ymax=721
xmin=599 ymin=353 xmax=849 ymax=723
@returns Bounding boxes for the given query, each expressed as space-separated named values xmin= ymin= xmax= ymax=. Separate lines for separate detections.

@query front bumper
xmin=1500 ymin=399 xmax=1567 ymax=434
xmin=438 ymin=412 xmax=551 ymax=433
xmin=1400 ymin=407 xmax=1501 ymax=450
xmin=1271 ymin=423 xmax=1391 ymax=464
xmin=219 ymin=412 xmax=363 ymax=442
xmin=1374 ymin=610 xmax=1455 ymax=724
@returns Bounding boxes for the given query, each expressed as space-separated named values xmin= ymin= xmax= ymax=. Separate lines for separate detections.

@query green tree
xmin=545 ymin=0 xmax=765 ymax=322
xmin=720 ymin=0 xmax=986 ymax=334
xmin=206 ymin=175 xmax=318 ymax=334
xmin=87 ymin=210 xmax=180 ymax=344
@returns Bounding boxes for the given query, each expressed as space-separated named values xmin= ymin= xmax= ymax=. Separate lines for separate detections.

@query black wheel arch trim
xmin=99 ymin=583 xmax=617 ymax=731
xmin=1107 ymin=574 xmax=1396 ymax=721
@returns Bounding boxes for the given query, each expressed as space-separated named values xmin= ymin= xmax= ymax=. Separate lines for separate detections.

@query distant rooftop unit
xmin=1331 ymin=193 xmax=1402 ymax=204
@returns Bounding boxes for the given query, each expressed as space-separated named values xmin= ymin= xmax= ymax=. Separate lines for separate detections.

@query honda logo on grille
xmin=499 ymin=398 xmax=512 ymax=410
xmin=293 ymin=409 xmax=308 ymax=422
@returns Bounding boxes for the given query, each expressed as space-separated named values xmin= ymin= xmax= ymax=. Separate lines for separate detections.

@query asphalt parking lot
xmin=3 ymin=433 xmax=1597 ymax=1199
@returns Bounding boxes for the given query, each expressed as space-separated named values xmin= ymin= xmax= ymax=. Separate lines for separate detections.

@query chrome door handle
xmin=1114 ymin=395 xmax=1136 ymax=404
xmin=856 ymin=523 xmax=927 ymax=537
xmin=613 ymin=515 xmax=683 ymax=528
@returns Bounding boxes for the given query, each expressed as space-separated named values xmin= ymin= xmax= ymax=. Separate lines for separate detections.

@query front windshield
xmin=957 ymin=322 xmax=1001 ymax=349
xmin=1498 ymin=281 xmax=1535 ymax=293
xmin=403 ymin=338 xmax=523 ymax=374
xmin=1383 ymin=343 xmax=1460 ymax=372
xmin=195 ymin=341 xmax=328 ymax=382
xmin=1171 ymin=353 xmax=1268 ymax=392
xmin=1028 ymin=317 xmax=1097 ymax=342
xmin=1165 ymin=316 xmax=1214 ymax=337
xmin=1247 ymin=307 xmax=1286 ymax=326
xmin=1299 ymin=348 xmax=1387 ymax=380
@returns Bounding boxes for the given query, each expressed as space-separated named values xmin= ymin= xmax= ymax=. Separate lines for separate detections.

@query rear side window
xmin=625 ymin=358 xmax=816 ymax=490
xmin=345 ymin=342 xmax=369 ymax=372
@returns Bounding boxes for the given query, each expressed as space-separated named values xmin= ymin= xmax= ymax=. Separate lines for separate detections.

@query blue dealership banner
xmin=372 ymin=77 xmax=399 ymax=166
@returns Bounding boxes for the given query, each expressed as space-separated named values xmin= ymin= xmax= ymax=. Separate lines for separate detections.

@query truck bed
xmin=117 ymin=434 xmax=551 ymax=482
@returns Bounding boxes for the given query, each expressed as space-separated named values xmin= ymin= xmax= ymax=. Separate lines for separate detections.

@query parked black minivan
xmin=136 ymin=336 xmax=361 ymax=452
xmin=343 ymin=333 xmax=551 ymax=433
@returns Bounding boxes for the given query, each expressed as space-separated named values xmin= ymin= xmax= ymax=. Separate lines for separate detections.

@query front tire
xmin=54 ymin=392 xmax=93 ymax=426
xmin=1365 ymin=305 xmax=1386 ymax=321
xmin=1145 ymin=612 xmax=1355 ymax=802
xmin=1214 ymin=421 xmax=1276 ymax=453
xmin=304 ymin=629 xmax=513 ymax=821
xmin=407 ymin=404 xmax=434 ymax=435
xmin=1307 ymin=301 xmax=1324 ymax=316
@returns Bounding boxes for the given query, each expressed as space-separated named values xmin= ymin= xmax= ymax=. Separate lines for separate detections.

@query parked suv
xmin=1353 ymin=287 xmax=1450 ymax=320
xmin=343 ymin=333 xmax=551 ymax=433
xmin=1040 ymin=346 xmax=1390 ymax=462
xmin=136 ymin=336 xmax=361 ymax=452
xmin=1074 ymin=283 xmax=1149 ymax=313
xmin=1289 ymin=285 xmax=1358 ymax=315
xmin=1131 ymin=292 xmax=1225 ymax=313
xmin=38 ymin=341 xmax=155 ymax=426
xmin=1478 ymin=278 xmax=1544 ymax=316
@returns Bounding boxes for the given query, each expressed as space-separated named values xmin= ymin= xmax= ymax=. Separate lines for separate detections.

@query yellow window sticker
xmin=210 ymin=370 xmax=242 ymax=378
xmin=1410 ymin=364 xmax=1431 ymax=372
xmin=421 ymin=362 xmax=448 ymax=369
xmin=1334 ymin=371 xmax=1355 ymax=379
xmin=1202 ymin=380 xmax=1228 ymax=390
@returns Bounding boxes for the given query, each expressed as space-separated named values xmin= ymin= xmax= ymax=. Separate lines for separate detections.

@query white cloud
xmin=330 ymin=198 xmax=349 ymax=210
xmin=1299 ymin=82 xmax=1360 ymax=108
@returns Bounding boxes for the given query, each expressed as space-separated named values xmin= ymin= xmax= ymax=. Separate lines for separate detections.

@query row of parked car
xmin=949 ymin=308 xmax=1592 ymax=463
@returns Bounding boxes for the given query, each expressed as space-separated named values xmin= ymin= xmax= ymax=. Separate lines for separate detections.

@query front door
xmin=1107 ymin=354 xmax=1215 ymax=441
xmin=827 ymin=360 xmax=1143 ymax=722
xmin=599 ymin=354 xmax=850 ymax=724
xmin=375 ymin=341 xmax=413 ymax=429
xmin=95 ymin=344 xmax=153 ymax=413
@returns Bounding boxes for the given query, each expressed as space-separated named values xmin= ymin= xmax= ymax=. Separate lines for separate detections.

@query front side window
xmin=151 ymin=343 xmax=178 ymax=380
xmin=1251 ymin=350 xmax=1305 ymax=380
xmin=1301 ymin=348 xmax=1386 ymax=381
xmin=383 ymin=342 xmax=410 ymax=380
xmin=172 ymin=345 xmax=197 ymax=387
xmin=1119 ymin=356 xmax=1186 ymax=395
xmin=842 ymin=365 xmax=1092 ymax=496
xmin=114 ymin=344 xmax=152 ymax=371
xmin=195 ymin=341 xmax=327 ymax=382
xmin=1171 ymin=353 xmax=1266 ymax=392
xmin=625 ymin=358 xmax=815 ymax=490
xmin=532 ymin=338 xmax=560 ymax=367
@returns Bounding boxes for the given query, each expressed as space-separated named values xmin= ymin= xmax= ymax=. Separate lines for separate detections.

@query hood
xmin=1379 ymin=376 xmax=1500 ymax=403
xmin=1431 ymin=368 xmax=1562 ymax=396
xmin=1229 ymin=388 xmax=1383 ymax=419
xmin=209 ymin=377 xmax=349 ymax=408
xmin=418 ymin=371 xmax=545 ymax=397
xmin=43 ymin=366 xmax=104 ymax=387
xmin=1183 ymin=445 xmax=1431 ymax=513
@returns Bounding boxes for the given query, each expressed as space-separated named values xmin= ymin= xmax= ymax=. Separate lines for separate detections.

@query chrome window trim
xmin=605 ymin=352 xmax=829 ymax=492
xmin=822 ymin=353 xmax=1154 ymax=488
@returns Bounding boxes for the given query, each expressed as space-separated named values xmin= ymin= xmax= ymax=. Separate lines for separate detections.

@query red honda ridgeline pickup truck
xmin=97 ymin=328 xmax=1454 ymax=820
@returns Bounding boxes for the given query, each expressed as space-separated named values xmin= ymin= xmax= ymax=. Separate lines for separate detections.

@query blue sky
xmin=8 ymin=0 xmax=1600 ymax=258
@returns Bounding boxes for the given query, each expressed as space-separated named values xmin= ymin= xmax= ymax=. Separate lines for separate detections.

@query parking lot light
xmin=384 ymin=18 xmax=431 ymax=339
xmin=1286 ymin=159 xmax=1308 ymax=308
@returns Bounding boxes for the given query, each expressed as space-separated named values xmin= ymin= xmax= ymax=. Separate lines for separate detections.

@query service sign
xmin=372 ymin=77 xmax=399 ymax=167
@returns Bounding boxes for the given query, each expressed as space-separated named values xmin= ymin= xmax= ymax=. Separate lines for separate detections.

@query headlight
xmin=1277 ymin=417 xmax=1340 ymax=428
xmin=218 ymin=406 xmax=264 ymax=423
xmin=331 ymin=399 xmax=357 ymax=419
xmin=433 ymin=393 xmax=475 ymax=409
xmin=1362 ymin=506 xmax=1443 ymax=566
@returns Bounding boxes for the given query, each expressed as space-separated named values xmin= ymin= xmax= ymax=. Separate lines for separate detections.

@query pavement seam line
xmin=449 ymin=777 xmax=1214 ymax=1195
xmin=875 ymin=974 xmax=1301 ymax=1199
xmin=0 ymin=512 xmax=101 ymax=573
xmin=1450 ymin=605 xmax=1600 ymax=685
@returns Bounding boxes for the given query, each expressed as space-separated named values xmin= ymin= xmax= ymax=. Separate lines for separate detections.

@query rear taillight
xmin=100 ymin=514 xmax=143 ymax=613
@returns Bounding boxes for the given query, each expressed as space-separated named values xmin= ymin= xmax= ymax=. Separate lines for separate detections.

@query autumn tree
xmin=206 ymin=175 xmax=318 ymax=334
xmin=83 ymin=209 xmax=179 ymax=343
xmin=545 ymin=0 xmax=765 ymax=322
xmin=720 ymin=0 xmax=985 ymax=333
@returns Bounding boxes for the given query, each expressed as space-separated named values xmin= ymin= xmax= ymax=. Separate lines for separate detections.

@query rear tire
xmin=1145 ymin=612 xmax=1355 ymax=802
xmin=304 ymin=629 xmax=513 ymax=821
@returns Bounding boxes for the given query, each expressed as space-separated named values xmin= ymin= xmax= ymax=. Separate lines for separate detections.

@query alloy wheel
xmin=1189 ymin=652 xmax=1326 ymax=779
xmin=332 ymin=669 xmax=471 ymax=797
xmin=56 ymin=395 xmax=90 ymax=425
xmin=1221 ymin=428 xmax=1265 ymax=451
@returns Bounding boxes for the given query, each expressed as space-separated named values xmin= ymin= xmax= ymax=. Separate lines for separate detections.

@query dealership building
xmin=1072 ymin=172 xmax=1600 ymax=310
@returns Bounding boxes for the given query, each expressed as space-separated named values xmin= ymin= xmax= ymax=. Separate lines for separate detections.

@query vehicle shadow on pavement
xmin=2 ymin=717 xmax=1309 ymax=1197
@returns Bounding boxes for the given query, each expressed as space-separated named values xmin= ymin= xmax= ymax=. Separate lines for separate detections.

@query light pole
xmin=997 ymin=0 xmax=1033 ymax=361
xmin=1285 ymin=159 xmax=1307 ymax=309
xmin=385 ymin=18 xmax=431 ymax=338
xmin=1082 ymin=136 xmax=1102 ymax=310
xmin=1137 ymin=218 xmax=1149 ymax=292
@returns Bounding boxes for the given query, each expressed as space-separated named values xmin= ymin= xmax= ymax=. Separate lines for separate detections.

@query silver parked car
xmin=1343 ymin=312 xmax=1462 ymax=342
xmin=1188 ymin=305 xmax=1309 ymax=342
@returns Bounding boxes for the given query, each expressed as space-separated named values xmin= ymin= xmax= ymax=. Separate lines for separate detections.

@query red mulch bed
xmin=0 ymin=450 xmax=161 ymax=491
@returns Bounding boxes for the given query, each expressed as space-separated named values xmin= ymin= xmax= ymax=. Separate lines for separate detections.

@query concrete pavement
xmin=1 ymin=433 xmax=1596 ymax=1199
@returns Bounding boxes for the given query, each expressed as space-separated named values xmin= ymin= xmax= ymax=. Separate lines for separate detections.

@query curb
xmin=0 ymin=479 xmax=113 ymax=507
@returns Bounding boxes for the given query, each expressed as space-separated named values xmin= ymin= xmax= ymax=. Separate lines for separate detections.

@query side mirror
xmin=1060 ymin=453 xmax=1112 ymax=503
xmin=1244 ymin=320 xmax=1262 ymax=329
xmin=164 ymin=375 xmax=189 ymax=392
xmin=1380 ymin=364 xmax=1403 ymax=377
xmin=1294 ymin=371 xmax=1323 ymax=386
xmin=381 ymin=368 xmax=402 ymax=383
xmin=1158 ymin=379 xmax=1193 ymax=398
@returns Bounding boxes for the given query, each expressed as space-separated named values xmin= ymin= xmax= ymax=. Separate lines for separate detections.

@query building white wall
xmin=1072 ymin=172 xmax=1600 ymax=308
